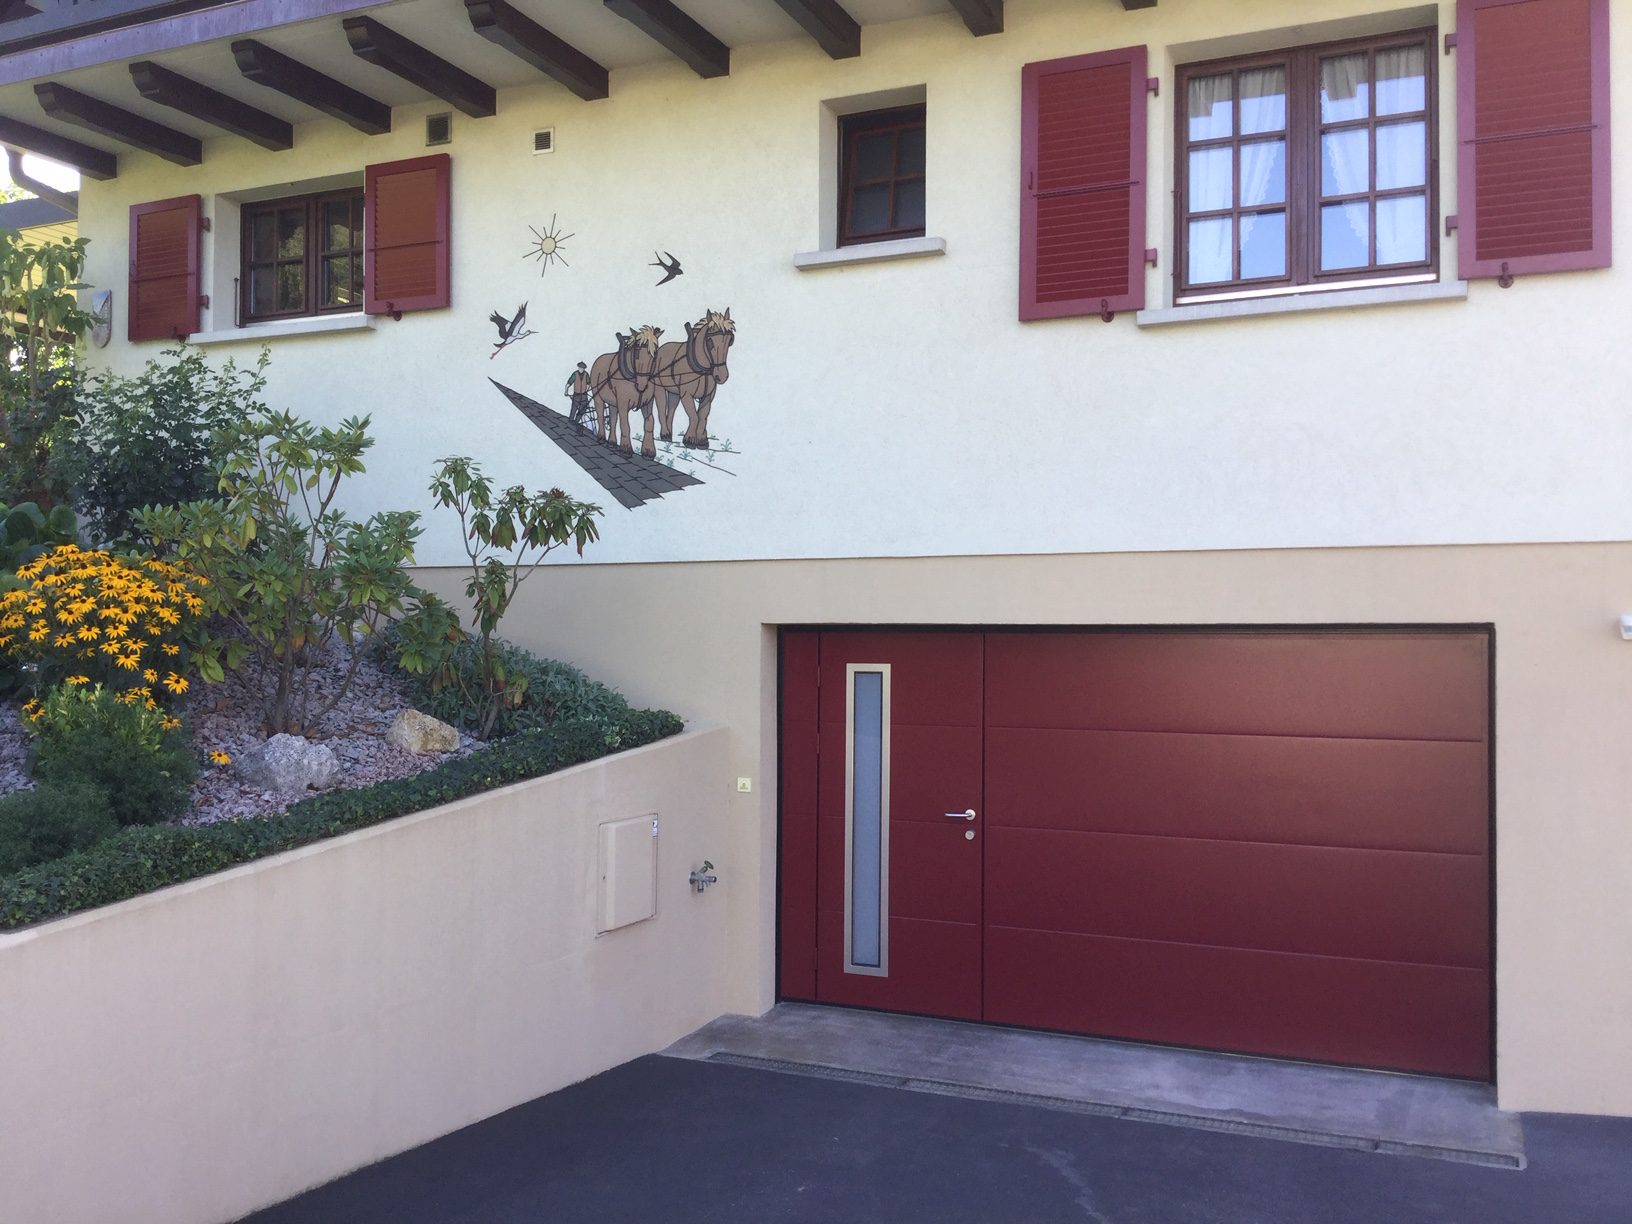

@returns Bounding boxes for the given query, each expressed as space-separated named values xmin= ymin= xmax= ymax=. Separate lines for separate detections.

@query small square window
xmin=838 ymin=106 xmax=926 ymax=247
xmin=239 ymin=188 xmax=364 ymax=324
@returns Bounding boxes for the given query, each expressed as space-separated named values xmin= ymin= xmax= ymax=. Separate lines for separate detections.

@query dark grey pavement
xmin=242 ymin=1055 xmax=1632 ymax=1224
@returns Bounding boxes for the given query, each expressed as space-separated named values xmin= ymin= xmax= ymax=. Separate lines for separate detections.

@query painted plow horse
xmin=589 ymin=324 xmax=664 ymax=457
xmin=653 ymin=308 xmax=735 ymax=449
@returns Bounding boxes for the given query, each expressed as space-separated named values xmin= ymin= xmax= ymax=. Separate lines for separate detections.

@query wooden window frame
xmin=838 ymin=105 xmax=927 ymax=248
xmin=1175 ymin=27 xmax=1438 ymax=301
xmin=239 ymin=188 xmax=365 ymax=324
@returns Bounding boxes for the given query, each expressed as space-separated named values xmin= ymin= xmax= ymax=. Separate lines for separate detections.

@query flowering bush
xmin=0 ymin=544 xmax=206 ymax=704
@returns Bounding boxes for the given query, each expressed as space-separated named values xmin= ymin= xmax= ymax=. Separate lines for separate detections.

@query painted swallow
xmin=650 ymin=251 xmax=683 ymax=286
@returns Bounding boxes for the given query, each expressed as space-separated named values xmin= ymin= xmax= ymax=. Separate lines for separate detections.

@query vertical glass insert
xmin=845 ymin=665 xmax=890 ymax=975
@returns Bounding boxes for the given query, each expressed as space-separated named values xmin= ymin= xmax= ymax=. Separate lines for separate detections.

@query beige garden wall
xmin=419 ymin=540 xmax=1632 ymax=1118
xmin=0 ymin=725 xmax=732 ymax=1224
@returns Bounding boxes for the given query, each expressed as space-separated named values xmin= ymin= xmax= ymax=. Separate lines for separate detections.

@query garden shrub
xmin=0 ymin=780 xmax=117 ymax=875
xmin=0 ymin=544 xmax=206 ymax=701
xmin=52 ymin=345 xmax=264 ymax=543
xmin=0 ymin=500 xmax=79 ymax=583
xmin=28 ymin=684 xmax=196 ymax=826
xmin=0 ymin=707 xmax=684 ymax=928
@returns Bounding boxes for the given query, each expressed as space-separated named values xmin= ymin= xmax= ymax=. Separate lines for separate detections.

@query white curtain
xmin=1186 ymin=75 xmax=1234 ymax=283
xmin=1374 ymin=46 xmax=1428 ymax=264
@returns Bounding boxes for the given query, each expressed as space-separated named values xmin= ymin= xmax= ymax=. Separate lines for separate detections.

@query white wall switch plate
xmin=736 ymin=777 xmax=752 ymax=793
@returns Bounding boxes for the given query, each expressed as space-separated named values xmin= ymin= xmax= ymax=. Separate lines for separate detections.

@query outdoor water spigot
xmin=689 ymin=861 xmax=718 ymax=894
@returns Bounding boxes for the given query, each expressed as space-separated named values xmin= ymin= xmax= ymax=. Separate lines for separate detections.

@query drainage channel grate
xmin=702 ymin=1053 xmax=1524 ymax=1170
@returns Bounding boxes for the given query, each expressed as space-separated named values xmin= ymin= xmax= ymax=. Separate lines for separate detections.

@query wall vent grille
xmin=532 ymin=128 xmax=555 ymax=154
xmin=425 ymin=112 xmax=452 ymax=146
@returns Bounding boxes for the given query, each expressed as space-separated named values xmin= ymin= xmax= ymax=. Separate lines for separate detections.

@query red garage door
xmin=779 ymin=629 xmax=1492 ymax=1080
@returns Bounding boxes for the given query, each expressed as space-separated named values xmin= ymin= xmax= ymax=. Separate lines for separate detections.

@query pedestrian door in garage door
xmin=777 ymin=628 xmax=1493 ymax=1080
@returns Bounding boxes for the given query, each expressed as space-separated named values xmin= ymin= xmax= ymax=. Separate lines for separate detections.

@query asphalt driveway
xmin=243 ymin=1055 xmax=1632 ymax=1224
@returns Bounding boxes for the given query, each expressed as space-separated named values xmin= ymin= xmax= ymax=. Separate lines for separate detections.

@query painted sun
xmin=525 ymin=215 xmax=574 ymax=274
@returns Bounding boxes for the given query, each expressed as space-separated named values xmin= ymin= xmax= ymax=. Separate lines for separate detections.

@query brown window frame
xmin=1175 ymin=27 xmax=1438 ymax=300
xmin=239 ymin=188 xmax=365 ymax=324
xmin=838 ymin=105 xmax=927 ymax=247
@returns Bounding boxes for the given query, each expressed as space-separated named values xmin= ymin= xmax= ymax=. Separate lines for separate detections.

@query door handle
xmin=944 ymin=809 xmax=976 ymax=821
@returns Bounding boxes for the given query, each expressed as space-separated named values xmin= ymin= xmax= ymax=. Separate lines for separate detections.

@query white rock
xmin=385 ymin=709 xmax=460 ymax=755
xmin=235 ymin=734 xmax=339 ymax=793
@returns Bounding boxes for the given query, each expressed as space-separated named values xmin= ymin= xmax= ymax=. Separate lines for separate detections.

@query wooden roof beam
xmin=232 ymin=38 xmax=391 ymax=135
xmin=465 ymin=0 xmax=609 ymax=101
xmin=603 ymin=0 xmax=729 ymax=79
xmin=343 ymin=16 xmax=496 ymax=118
xmin=947 ymin=0 xmax=1001 ymax=35
xmin=34 ymin=81 xmax=200 ymax=165
xmin=771 ymin=0 xmax=860 ymax=59
xmin=1122 ymin=1 xmax=1157 ymax=9
xmin=0 ymin=114 xmax=117 ymax=179
xmin=130 ymin=60 xmax=293 ymax=151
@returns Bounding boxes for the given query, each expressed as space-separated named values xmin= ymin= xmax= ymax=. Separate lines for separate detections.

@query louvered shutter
xmin=1456 ymin=0 xmax=1611 ymax=280
xmin=128 ymin=195 xmax=202 ymax=342
xmin=1020 ymin=46 xmax=1148 ymax=321
xmin=364 ymin=153 xmax=451 ymax=315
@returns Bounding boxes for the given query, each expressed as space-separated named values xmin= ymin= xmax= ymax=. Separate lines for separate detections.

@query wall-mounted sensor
xmin=1619 ymin=615 xmax=1632 ymax=640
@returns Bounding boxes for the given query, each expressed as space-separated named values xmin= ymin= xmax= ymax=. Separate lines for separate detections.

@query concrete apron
xmin=662 ymin=1003 xmax=1525 ymax=1169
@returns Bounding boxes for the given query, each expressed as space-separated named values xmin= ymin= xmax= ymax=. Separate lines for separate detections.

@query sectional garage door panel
xmin=984 ymin=926 xmax=1490 ymax=1078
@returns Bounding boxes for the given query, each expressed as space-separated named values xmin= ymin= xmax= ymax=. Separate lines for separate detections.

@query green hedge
xmin=0 ymin=708 xmax=683 ymax=930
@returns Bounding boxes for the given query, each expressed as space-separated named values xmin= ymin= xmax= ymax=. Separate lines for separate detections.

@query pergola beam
xmin=0 ymin=114 xmax=117 ymax=179
xmin=946 ymin=0 xmax=1002 ymax=35
xmin=343 ymin=16 xmax=496 ymax=118
xmin=465 ymin=0 xmax=610 ymax=101
xmin=34 ymin=80 xmax=201 ymax=165
xmin=130 ymin=60 xmax=293 ymax=151
xmin=603 ymin=0 xmax=729 ymax=79
xmin=232 ymin=38 xmax=391 ymax=135
xmin=771 ymin=0 xmax=860 ymax=59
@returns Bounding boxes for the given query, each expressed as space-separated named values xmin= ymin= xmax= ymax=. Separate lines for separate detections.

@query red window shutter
xmin=364 ymin=153 xmax=451 ymax=315
xmin=128 ymin=195 xmax=202 ymax=342
xmin=1020 ymin=45 xmax=1148 ymax=321
xmin=1457 ymin=0 xmax=1611 ymax=280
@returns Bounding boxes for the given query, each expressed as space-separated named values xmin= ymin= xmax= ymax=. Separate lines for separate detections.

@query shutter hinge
xmin=1099 ymin=299 xmax=1115 ymax=323
xmin=1445 ymin=214 xmax=1459 ymax=236
xmin=1145 ymin=76 xmax=1160 ymax=96
xmin=198 ymin=294 xmax=210 ymax=308
xmin=1498 ymin=261 xmax=1515 ymax=289
xmin=1144 ymin=247 xmax=1159 ymax=268
xmin=1443 ymin=32 xmax=1458 ymax=54
xmin=200 ymin=216 xmax=211 ymax=232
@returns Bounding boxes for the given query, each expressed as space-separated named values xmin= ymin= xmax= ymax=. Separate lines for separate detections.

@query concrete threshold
xmin=661 ymin=1004 xmax=1525 ymax=1169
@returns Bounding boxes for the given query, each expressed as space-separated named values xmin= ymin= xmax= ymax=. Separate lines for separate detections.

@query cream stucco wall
xmin=73 ymin=0 xmax=1632 ymax=566
xmin=0 ymin=727 xmax=733 ymax=1224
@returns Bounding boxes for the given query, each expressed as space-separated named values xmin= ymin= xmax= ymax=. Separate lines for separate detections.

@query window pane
xmin=896 ymin=125 xmax=925 ymax=176
xmin=853 ymin=132 xmax=895 ymax=182
xmin=1377 ymin=194 xmax=1428 ymax=264
xmin=848 ymin=184 xmax=891 ymax=235
xmin=1240 ymin=211 xmax=1287 ymax=279
xmin=1376 ymin=44 xmax=1427 ymax=115
xmin=1188 ymin=146 xmax=1233 ymax=212
xmin=1187 ymin=73 xmax=1233 ymax=140
xmin=276 ymin=263 xmax=305 ymax=313
xmin=893 ymin=179 xmax=925 ymax=232
xmin=250 ymin=211 xmax=276 ymax=262
xmin=1321 ymin=128 xmax=1370 ymax=196
xmin=277 ymin=208 xmax=305 ymax=259
xmin=249 ymin=267 xmax=277 ymax=316
xmin=322 ymin=255 xmax=354 ymax=307
xmin=1376 ymin=121 xmax=1427 ymax=189
xmin=1239 ymin=66 xmax=1287 ymax=134
xmin=1188 ymin=217 xmax=1232 ymax=284
xmin=1239 ymin=139 xmax=1286 ymax=206
xmin=1320 ymin=53 xmax=1370 ymax=123
xmin=322 ymin=199 xmax=358 ymax=253
xmin=1321 ymin=201 xmax=1370 ymax=270
xmin=849 ymin=670 xmax=885 ymax=971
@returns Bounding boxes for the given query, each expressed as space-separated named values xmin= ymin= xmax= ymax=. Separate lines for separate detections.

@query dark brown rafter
xmin=465 ymin=0 xmax=610 ymax=101
xmin=1122 ymin=0 xmax=1157 ymax=9
xmin=232 ymin=38 xmax=391 ymax=135
xmin=603 ymin=0 xmax=729 ymax=79
xmin=34 ymin=81 xmax=200 ymax=165
xmin=947 ymin=0 xmax=1001 ymax=35
xmin=0 ymin=114 xmax=117 ymax=178
xmin=342 ymin=16 xmax=496 ymax=118
xmin=771 ymin=0 xmax=860 ymax=59
xmin=130 ymin=60 xmax=293 ymax=151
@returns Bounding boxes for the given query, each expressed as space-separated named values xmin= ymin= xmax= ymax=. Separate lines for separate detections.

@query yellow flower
xmin=160 ymin=716 xmax=183 ymax=731
xmin=162 ymin=643 xmax=181 ymax=657
xmin=65 ymin=674 xmax=89 ymax=686
xmin=143 ymin=668 xmax=158 ymax=683
xmin=162 ymin=673 xmax=189 ymax=695
xmin=209 ymin=750 xmax=232 ymax=766
xmin=115 ymin=654 xmax=140 ymax=672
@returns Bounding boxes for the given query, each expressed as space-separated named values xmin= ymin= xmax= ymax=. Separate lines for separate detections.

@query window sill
xmin=1135 ymin=280 xmax=1468 ymax=328
xmin=189 ymin=313 xmax=375 ymax=346
xmin=793 ymin=235 xmax=947 ymax=271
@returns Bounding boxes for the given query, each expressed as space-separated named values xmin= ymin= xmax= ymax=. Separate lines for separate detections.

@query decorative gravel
xmin=0 ymin=641 xmax=484 ymax=826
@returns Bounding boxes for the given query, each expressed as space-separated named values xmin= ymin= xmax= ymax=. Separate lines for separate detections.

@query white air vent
xmin=426 ymin=112 xmax=452 ymax=146
xmin=532 ymin=127 xmax=555 ymax=154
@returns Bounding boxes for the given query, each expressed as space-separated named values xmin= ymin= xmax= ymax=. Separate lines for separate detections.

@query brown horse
xmin=653 ymin=308 xmax=735 ymax=449
xmin=588 ymin=325 xmax=663 ymax=457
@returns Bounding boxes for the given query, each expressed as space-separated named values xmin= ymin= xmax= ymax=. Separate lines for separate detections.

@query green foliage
xmin=0 ymin=780 xmax=118 ymax=875
xmin=30 ymin=684 xmax=196 ymax=826
xmin=139 ymin=410 xmax=421 ymax=735
xmin=0 ymin=499 xmax=77 ymax=581
xmin=0 ymin=231 xmax=95 ymax=505
xmin=52 ymin=345 xmax=265 ymax=544
xmin=0 ymin=707 xmax=684 ymax=928
xmin=394 ymin=457 xmax=601 ymax=740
